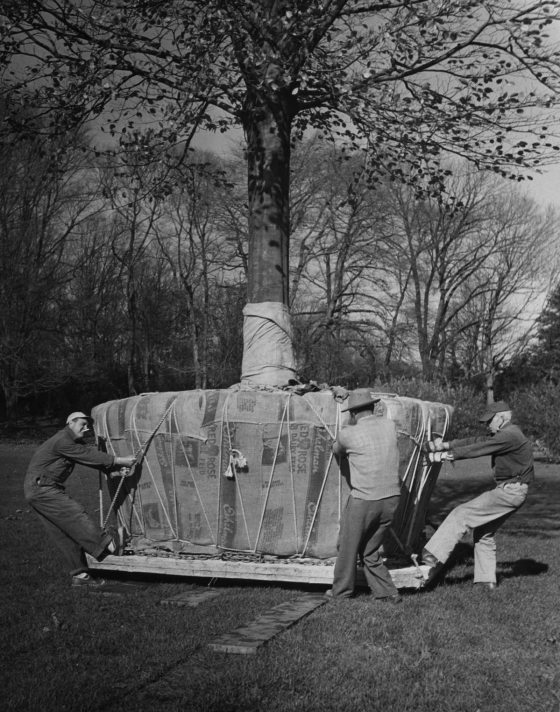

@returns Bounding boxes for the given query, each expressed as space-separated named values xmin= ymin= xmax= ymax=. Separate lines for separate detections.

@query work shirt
xmin=449 ymin=422 xmax=534 ymax=485
xmin=333 ymin=416 xmax=400 ymax=500
xmin=24 ymin=426 xmax=115 ymax=488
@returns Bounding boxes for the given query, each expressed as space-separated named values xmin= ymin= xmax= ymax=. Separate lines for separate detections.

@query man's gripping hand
xmin=115 ymin=455 xmax=136 ymax=468
xmin=426 ymin=437 xmax=449 ymax=452
xmin=427 ymin=451 xmax=453 ymax=464
xmin=112 ymin=455 xmax=136 ymax=477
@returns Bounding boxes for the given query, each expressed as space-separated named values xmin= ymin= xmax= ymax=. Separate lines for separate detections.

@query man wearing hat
xmin=24 ymin=412 xmax=136 ymax=588
xmin=422 ymin=400 xmax=534 ymax=589
xmin=326 ymin=390 xmax=402 ymax=602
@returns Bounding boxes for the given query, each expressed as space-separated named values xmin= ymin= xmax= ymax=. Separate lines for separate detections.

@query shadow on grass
xmin=444 ymin=559 xmax=549 ymax=586
xmin=500 ymin=558 xmax=549 ymax=578
xmin=422 ymin=540 xmax=550 ymax=589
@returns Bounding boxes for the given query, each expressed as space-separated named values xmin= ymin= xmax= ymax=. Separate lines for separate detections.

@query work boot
xmin=473 ymin=582 xmax=497 ymax=591
xmin=324 ymin=588 xmax=353 ymax=600
xmin=72 ymin=573 xmax=108 ymax=589
xmin=421 ymin=549 xmax=444 ymax=588
xmin=376 ymin=594 xmax=403 ymax=605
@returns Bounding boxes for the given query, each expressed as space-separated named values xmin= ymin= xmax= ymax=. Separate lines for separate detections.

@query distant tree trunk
xmin=185 ymin=286 xmax=204 ymax=390
xmin=0 ymin=379 xmax=18 ymax=421
xmin=485 ymin=372 xmax=495 ymax=405
xmin=385 ymin=268 xmax=411 ymax=369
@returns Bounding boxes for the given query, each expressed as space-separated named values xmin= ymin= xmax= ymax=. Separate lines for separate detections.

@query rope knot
xmin=224 ymin=449 xmax=248 ymax=479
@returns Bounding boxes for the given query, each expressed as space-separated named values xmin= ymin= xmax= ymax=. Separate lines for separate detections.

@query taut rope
xmin=102 ymin=398 xmax=177 ymax=529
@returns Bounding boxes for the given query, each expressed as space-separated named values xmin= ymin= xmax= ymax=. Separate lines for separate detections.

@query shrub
xmin=372 ymin=378 xmax=560 ymax=458
xmin=507 ymin=383 xmax=560 ymax=459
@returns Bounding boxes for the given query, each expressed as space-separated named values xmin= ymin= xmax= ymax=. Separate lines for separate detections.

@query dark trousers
xmin=332 ymin=495 xmax=400 ymax=598
xmin=25 ymin=482 xmax=112 ymax=577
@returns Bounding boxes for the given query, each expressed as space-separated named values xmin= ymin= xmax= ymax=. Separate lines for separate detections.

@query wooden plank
xmin=87 ymin=554 xmax=428 ymax=589
xmin=88 ymin=555 xmax=335 ymax=583
xmin=160 ymin=589 xmax=223 ymax=607
xmin=208 ymin=595 xmax=326 ymax=654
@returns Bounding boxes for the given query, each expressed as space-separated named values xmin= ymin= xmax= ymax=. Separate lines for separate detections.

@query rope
xmin=130 ymin=396 xmax=177 ymax=463
xmin=215 ymin=389 xmax=339 ymax=557
xmin=300 ymin=447 xmax=334 ymax=557
xmin=173 ymin=407 xmax=216 ymax=541
xmin=301 ymin=396 xmax=336 ymax=440
xmin=336 ymin=405 xmax=343 ymax=523
xmin=397 ymin=402 xmax=430 ymax=552
xmin=287 ymin=396 xmax=299 ymax=553
xmin=220 ymin=392 xmax=252 ymax=550
xmin=128 ymin=397 xmax=178 ymax=538
xmin=102 ymin=397 xmax=177 ymax=530
xmin=254 ymin=397 xmax=290 ymax=553
xmin=102 ymin=474 xmax=127 ymax=529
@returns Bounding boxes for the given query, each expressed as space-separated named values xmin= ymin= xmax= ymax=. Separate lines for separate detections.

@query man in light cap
xmin=24 ymin=411 xmax=136 ymax=588
xmin=422 ymin=400 xmax=534 ymax=590
xmin=326 ymin=390 xmax=402 ymax=602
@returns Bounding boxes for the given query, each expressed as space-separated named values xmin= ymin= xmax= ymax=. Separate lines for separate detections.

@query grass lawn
xmin=1 ymin=442 xmax=559 ymax=712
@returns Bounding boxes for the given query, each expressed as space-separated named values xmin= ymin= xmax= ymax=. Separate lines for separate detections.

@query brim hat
xmin=341 ymin=391 xmax=381 ymax=412
xmin=478 ymin=401 xmax=510 ymax=422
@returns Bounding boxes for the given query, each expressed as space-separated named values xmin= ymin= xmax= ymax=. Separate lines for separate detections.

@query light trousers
xmin=425 ymin=482 xmax=528 ymax=584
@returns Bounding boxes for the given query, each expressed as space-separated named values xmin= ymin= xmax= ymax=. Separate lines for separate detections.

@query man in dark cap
xmin=326 ymin=391 xmax=402 ymax=602
xmin=24 ymin=411 xmax=136 ymax=589
xmin=422 ymin=401 xmax=534 ymax=589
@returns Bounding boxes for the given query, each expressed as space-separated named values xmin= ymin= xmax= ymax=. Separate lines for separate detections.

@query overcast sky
xmin=523 ymin=162 xmax=560 ymax=210
xmin=193 ymin=126 xmax=560 ymax=212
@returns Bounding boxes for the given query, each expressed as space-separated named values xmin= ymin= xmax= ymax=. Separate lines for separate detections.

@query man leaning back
xmin=422 ymin=400 xmax=534 ymax=590
xmin=24 ymin=411 xmax=136 ymax=589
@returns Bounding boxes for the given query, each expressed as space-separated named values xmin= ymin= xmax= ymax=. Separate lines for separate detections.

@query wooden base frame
xmin=87 ymin=553 xmax=428 ymax=589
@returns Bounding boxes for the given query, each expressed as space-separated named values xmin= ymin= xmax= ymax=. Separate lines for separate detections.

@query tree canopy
xmin=2 ymin=0 xmax=559 ymax=385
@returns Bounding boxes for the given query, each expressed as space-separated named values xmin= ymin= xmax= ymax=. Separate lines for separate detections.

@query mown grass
xmin=1 ymin=444 xmax=559 ymax=712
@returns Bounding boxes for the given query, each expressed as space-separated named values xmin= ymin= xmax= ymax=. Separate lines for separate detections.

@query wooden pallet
xmin=87 ymin=553 xmax=427 ymax=589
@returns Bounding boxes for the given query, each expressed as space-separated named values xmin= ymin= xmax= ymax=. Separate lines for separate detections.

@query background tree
xmin=379 ymin=171 xmax=557 ymax=383
xmin=2 ymin=0 xmax=559 ymax=387
xmin=446 ymin=192 xmax=557 ymax=399
xmin=0 ymin=118 xmax=100 ymax=418
xmin=502 ymin=281 xmax=560 ymax=388
xmin=155 ymin=156 xmax=245 ymax=388
xmin=98 ymin=147 xmax=168 ymax=395
xmin=60 ymin=211 xmax=128 ymax=400
xmin=289 ymin=142 xmax=397 ymax=383
xmin=531 ymin=282 xmax=560 ymax=383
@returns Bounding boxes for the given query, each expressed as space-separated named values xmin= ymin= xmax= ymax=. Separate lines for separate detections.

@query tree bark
xmin=244 ymin=94 xmax=291 ymax=305
xmin=239 ymin=91 xmax=297 ymax=385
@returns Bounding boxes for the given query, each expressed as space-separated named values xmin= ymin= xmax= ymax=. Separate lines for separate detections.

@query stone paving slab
xmin=160 ymin=589 xmax=223 ymax=607
xmin=208 ymin=594 xmax=326 ymax=654
xmin=78 ymin=580 xmax=146 ymax=596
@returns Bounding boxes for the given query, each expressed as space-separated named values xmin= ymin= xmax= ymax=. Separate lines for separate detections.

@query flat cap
xmin=66 ymin=411 xmax=91 ymax=424
xmin=478 ymin=401 xmax=510 ymax=422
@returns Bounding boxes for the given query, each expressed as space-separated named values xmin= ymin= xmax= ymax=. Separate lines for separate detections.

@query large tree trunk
xmin=245 ymin=97 xmax=290 ymax=303
xmin=240 ymin=93 xmax=296 ymax=385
